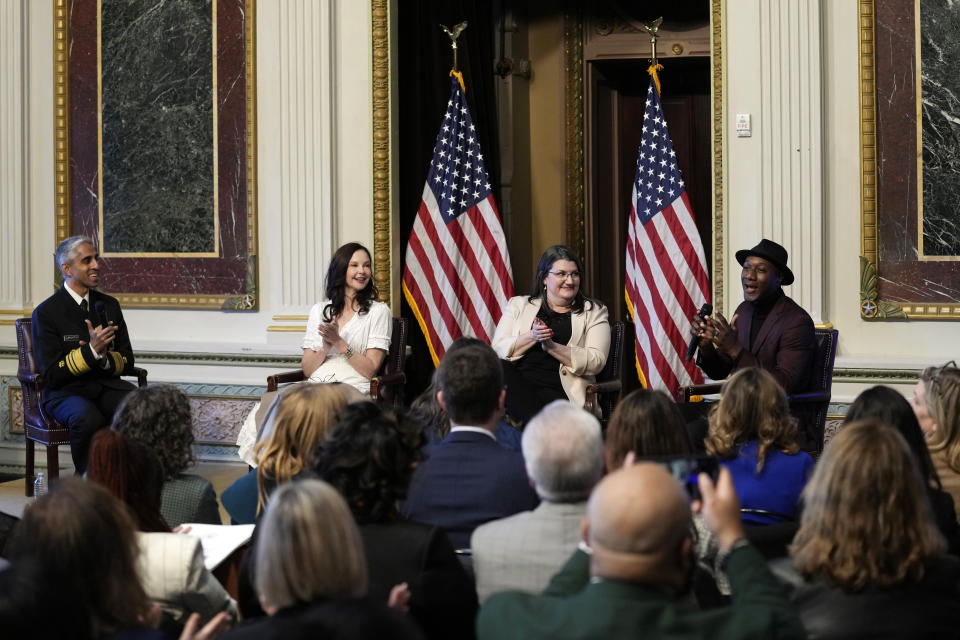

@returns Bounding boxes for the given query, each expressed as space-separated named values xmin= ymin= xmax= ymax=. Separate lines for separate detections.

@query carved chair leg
xmin=47 ymin=445 xmax=60 ymax=484
xmin=25 ymin=438 xmax=35 ymax=498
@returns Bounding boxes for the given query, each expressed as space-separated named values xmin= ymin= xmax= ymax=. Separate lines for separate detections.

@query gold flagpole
xmin=441 ymin=21 xmax=468 ymax=91
xmin=643 ymin=17 xmax=664 ymax=95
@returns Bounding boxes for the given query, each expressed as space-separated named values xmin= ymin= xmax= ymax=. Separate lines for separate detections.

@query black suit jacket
xmin=31 ymin=286 xmax=136 ymax=404
xmin=361 ymin=520 xmax=477 ymax=640
xmin=400 ymin=431 xmax=540 ymax=550
xmin=698 ymin=293 xmax=815 ymax=394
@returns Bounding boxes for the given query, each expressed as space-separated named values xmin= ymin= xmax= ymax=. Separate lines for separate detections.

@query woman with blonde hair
xmin=774 ymin=419 xmax=960 ymax=638
xmin=221 ymin=382 xmax=363 ymax=524
xmin=911 ymin=360 xmax=960 ymax=514
xmin=705 ymin=367 xmax=813 ymax=524
xmin=224 ymin=480 xmax=420 ymax=639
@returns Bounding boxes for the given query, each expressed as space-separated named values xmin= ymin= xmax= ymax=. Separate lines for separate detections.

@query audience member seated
xmin=603 ymin=388 xmax=739 ymax=601
xmin=772 ymin=419 xmax=960 ymax=639
xmin=4 ymin=477 xmax=231 ymax=640
xmin=471 ymin=400 xmax=603 ymax=603
xmin=704 ymin=368 xmax=813 ymax=525
xmin=476 ymin=464 xmax=806 ymax=639
xmin=112 ymin=384 xmax=220 ymax=527
xmin=846 ymin=385 xmax=960 ymax=554
xmin=318 ymin=401 xmax=477 ymax=640
xmin=236 ymin=242 xmax=391 ymax=466
xmin=492 ymin=245 xmax=610 ymax=425
xmin=221 ymin=382 xmax=363 ymax=524
xmin=401 ymin=339 xmax=540 ymax=549
xmin=87 ymin=429 xmax=238 ymax=632
xmin=604 ymin=388 xmax=694 ymax=470
xmin=410 ymin=340 xmax=521 ymax=452
xmin=223 ymin=480 xmax=422 ymax=640
xmin=911 ymin=361 xmax=960 ymax=516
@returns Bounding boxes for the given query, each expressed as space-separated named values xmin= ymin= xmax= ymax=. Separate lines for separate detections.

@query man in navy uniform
xmin=32 ymin=236 xmax=137 ymax=473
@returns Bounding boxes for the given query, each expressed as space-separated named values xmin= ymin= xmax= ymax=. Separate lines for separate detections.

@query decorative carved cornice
xmin=859 ymin=0 xmax=877 ymax=268
xmin=371 ymin=0 xmax=391 ymax=302
xmin=53 ymin=0 xmax=70 ymax=247
xmin=833 ymin=367 xmax=920 ymax=383
xmin=563 ymin=5 xmax=585 ymax=258
xmin=711 ymin=0 xmax=724 ymax=309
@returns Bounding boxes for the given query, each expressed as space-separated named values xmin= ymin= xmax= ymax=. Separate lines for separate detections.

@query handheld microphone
xmin=685 ymin=303 xmax=713 ymax=362
xmin=94 ymin=301 xmax=114 ymax=327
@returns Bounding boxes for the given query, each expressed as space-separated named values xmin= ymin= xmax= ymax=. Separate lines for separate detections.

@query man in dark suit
xmin=688 ymin=239 xmax=819 ymax=450
xmin=477 ymin=464 xmax=805 ymax=640
xmin=692 ymin=238 xmax=816 ymax=394
xmin=32 ymin=236 xmax=137 ymax=473
xmin=401 ymin=339 xmax=540 ymax=550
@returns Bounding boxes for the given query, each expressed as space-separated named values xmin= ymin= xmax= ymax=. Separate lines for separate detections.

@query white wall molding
xmin=270 ymin=0 xmax=338 ymax=311
xmin=0 ymin=0 xmax=28 ymax=310
xmin=757 ymin=0 xmax=824 ymax=321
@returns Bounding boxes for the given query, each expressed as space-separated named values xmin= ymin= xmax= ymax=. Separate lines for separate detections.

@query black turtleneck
xmin=748 ymin=288 xmax=783 ymax=348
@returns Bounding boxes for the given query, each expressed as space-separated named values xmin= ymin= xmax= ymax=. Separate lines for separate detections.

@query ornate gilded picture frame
xmin=859 ymin=0 xmax=960 ymax=320
xmin=54 ymin=0 xmax=258 ymax=310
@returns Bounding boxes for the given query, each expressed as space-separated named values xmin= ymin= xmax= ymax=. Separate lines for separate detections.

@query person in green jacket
xmin=477 ymin=462 xmax=805 ymax=640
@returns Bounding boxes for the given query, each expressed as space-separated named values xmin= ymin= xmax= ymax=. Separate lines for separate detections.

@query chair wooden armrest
xmin=131 ymin=367 xmax=148 ymax=388
xmin=369 ymin=371 xmax=406 ymax=403
xmin=584 ymin=380 xmax=622 ymax=415
xmin=266 ymin=369 xmax=306 ymax=392
xmin=17 ymin=372 xmax=42 ymax=386
xmin=677 ymin=382 xmax=723 ymax=403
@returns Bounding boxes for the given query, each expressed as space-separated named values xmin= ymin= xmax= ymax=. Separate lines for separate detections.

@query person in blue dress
xmin=704 ymin=367 xmax=813 ymax=525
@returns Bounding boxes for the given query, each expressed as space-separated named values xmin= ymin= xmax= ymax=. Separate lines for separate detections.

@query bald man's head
xmin=585 ymin=463 xmax=693 ymax=586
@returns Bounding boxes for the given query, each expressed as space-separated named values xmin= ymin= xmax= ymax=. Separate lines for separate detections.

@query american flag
xmin=625 ymin=75 xmax=711 ymax=395
xmin=403 ymin=74 xmax=514 ymax=365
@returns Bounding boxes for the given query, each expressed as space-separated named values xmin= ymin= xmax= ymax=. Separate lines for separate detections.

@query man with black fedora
xmin=691 ymin=238 xmax=816 ymax=395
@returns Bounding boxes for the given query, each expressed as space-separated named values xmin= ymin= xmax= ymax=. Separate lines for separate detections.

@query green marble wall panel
xmin=101 ymin=0 xmax=216 ymax=254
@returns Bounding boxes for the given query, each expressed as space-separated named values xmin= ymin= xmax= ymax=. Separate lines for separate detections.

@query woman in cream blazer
xmin=492 ymin=246 xmax=610 ymax=422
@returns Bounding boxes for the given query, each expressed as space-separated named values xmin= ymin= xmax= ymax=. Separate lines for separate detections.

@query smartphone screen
xmin=642 ymin=455 xmax=719 ymax=501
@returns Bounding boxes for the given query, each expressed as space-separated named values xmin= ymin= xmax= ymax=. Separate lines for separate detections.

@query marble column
xmin=757 ymin=0 xmax=824 ymax=322
xmin=0 ymin=0 xmax=28 ymax=312
xmin=272 ymin=0 xmax=338 ymax=311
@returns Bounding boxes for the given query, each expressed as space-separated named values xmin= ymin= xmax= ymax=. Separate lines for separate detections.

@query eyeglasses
xmin=548 ymin=270 xmax=581 ymax=281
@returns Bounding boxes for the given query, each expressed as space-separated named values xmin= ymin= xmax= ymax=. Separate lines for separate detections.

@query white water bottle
xmin=34 ymin=471 xmax=47 ymax=498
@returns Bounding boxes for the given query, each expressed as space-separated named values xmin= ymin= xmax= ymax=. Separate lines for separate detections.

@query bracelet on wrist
xmin=344 ymin=346 xmax=355 ymax=359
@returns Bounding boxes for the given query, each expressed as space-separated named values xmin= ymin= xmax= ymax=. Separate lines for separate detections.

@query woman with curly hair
xmin=773 ymin=419 xmax=960 ymax=638
xmin=911 ymin=361 xmax=960 ymax=515
xmin=112 ymin=384 xmax=220 ymax=527
xmin=705 ymin=367 xmax=813 ymax=525
xmin=317 ymin=402 xmax=477 ymax=640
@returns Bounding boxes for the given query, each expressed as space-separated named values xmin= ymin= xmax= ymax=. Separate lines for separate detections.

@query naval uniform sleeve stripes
xmin=64 ymin=347 xmax=91 ymax=376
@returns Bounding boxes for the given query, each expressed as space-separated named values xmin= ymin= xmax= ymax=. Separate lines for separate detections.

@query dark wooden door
xmin=585 ymin=56 xmax=712 ymax=393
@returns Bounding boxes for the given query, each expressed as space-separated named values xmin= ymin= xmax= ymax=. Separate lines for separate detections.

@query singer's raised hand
xmin=711 ymin=312 xmax=742 ymax=360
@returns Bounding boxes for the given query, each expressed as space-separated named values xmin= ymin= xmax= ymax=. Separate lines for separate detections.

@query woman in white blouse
xmin=236 ymin=243 xmax=391 ymax=467
xmin=300 ymin=242 xmax=391 ymax=394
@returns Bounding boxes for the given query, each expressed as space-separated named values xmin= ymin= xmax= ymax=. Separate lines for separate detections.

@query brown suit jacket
xmin=697 ymin=293 xmax=815 ymax=394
